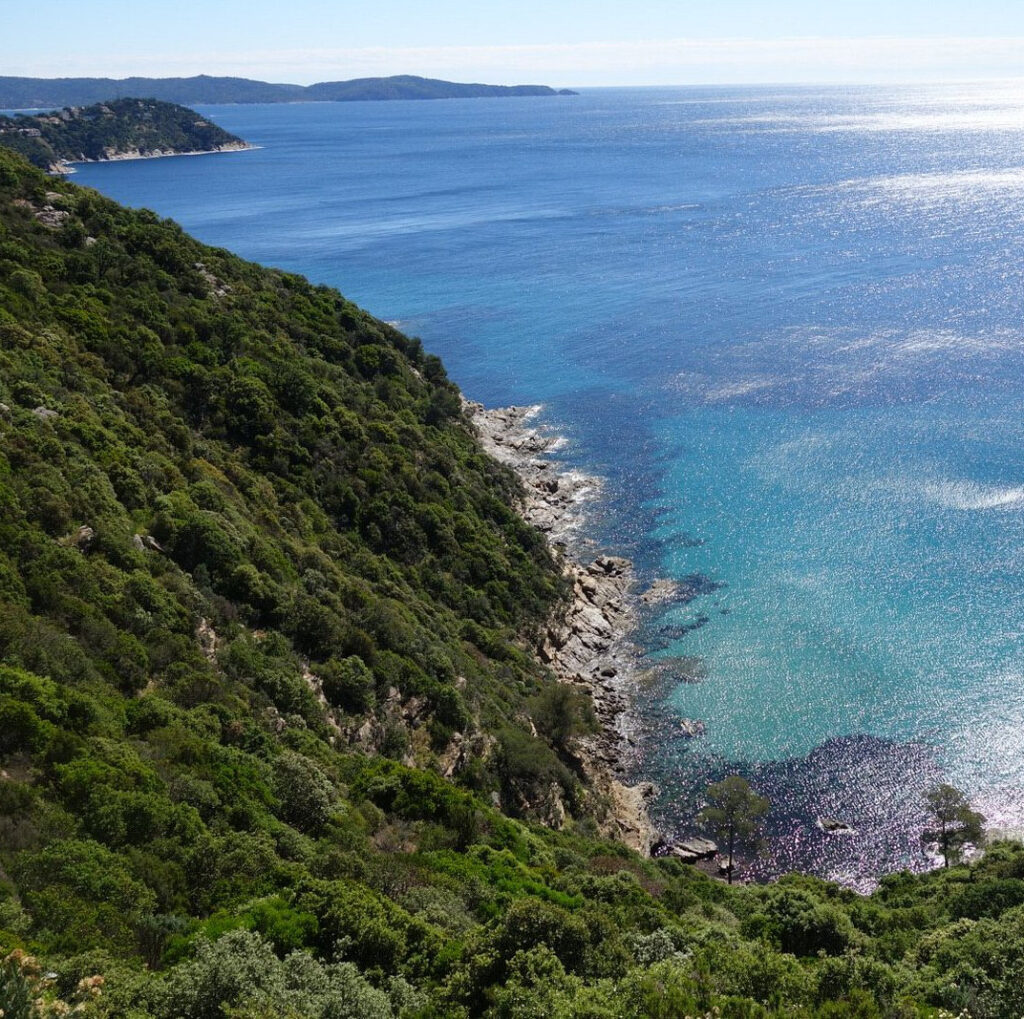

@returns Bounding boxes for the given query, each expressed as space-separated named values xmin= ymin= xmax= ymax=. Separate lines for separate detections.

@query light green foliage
xmin=156 ymin=929 xmax=407 ymax=1019
xmin=0 ymin=954 xmax=34 ymax=1019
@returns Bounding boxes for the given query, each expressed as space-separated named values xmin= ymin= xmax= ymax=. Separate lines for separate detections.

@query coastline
xmin=468 ymin=401 xmax=658 ymax=855
xmin=54 ymin=141 xmax=257 ymax=174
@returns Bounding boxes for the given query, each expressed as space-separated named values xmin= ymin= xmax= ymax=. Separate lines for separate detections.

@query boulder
xmin=590 ymin=555 xmax=631 ymax=577
xmin=676 ymin=837 xmax=717 ymax=858
xmin=656 ymin=836 xmax=718 ymax=862
xmin=70 ymin=525 xmax=95 ymax=551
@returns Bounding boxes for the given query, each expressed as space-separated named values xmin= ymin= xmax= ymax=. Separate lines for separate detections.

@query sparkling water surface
xmin=72 ymin=83 xmax=1024 ymax=885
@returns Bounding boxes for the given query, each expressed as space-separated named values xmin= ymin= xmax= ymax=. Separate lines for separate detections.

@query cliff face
xmin=0 ymin=98 xmax=248 ymax=172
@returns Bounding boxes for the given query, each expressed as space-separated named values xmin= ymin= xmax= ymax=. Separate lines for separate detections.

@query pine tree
xmin=924 ymin=784 xmax=985 ymax=867
xmin=700 ymin=775 xmax=769 ymax=884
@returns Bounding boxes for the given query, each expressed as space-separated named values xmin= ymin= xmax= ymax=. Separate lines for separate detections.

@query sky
xmin=3 ymin=0 xmax=1024 ymax=86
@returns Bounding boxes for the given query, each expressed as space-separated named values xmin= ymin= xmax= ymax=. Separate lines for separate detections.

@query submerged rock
xmin=817 ymin=816 xmax=856 ymax=834
xmin=639 ymin=578 xmax=681 ymax=605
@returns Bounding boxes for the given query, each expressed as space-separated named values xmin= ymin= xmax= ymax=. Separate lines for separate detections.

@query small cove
xmin=73 ymin=82 xmax=1024 ymax=883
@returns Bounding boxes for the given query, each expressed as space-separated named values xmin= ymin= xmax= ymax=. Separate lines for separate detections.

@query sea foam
xmin=923 ymin=480 xmax=1024 ymax=511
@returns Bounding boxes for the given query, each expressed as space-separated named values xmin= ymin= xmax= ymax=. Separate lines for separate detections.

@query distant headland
xmin=0 ymin=74 xmax=578 ymax=109
xmin=0 ymin=98 xmax=249 ymax=173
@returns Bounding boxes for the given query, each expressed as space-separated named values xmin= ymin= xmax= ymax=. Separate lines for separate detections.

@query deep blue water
xmin=73 ymin=83 xmax=1024 ymax=885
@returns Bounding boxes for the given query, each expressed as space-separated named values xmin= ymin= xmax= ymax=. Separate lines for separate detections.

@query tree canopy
xmin=0 ymin=99 xmax=245 ymax=172
xmin=700 ymin=774 xmax=770 ymax=883
xmin=925 ymin=783 xmax=985 ymax=868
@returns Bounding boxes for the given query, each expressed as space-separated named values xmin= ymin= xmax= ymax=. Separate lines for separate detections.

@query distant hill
xmin=0 ymin=97 xmax=248 ymax=172
xmin=302 ymin=75 xmax=578 ymax=102
xmin=0 ymin=73 xmax=578 ymax=109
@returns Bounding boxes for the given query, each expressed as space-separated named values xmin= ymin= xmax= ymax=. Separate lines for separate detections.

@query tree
xmin=530 ymin=682 xmax=597 ymax=748
xmin=924 ymin=784 xmax=985 ymax=868
xmin=699 ymin=775 xmax=769 ymax=884
xmin=273 ymin=752 xmax=335 ymax=835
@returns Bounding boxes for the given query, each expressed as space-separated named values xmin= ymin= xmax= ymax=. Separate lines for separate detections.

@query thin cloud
xmin=8 ymin=36 xmax=1024 ymax=86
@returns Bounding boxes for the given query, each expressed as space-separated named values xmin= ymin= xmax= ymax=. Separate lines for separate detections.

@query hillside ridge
xmin=0 ymin=98 xmax=248 ymax=173
xmin=2 ymin=146 xmax=1024 ymax=1017
xmin=0 ymin=74 xmax=578 ymax=109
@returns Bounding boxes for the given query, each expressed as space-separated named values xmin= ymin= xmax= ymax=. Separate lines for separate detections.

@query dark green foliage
xmin=741 ymin=882 xmax=859 ymax=957
xmin=1 ymin=146 xmax=1024 ymax=1017
xmin=699 ymin=774 xmax=770 ymax=884
xmin=319 ymin=655 xmax=375 ymax=713
xmin=0 ymin=99 xmax=245 ymax=171
xmin=924 ymin=783 xmax=985 ymax=868
xmin=529 ymin=681 xmax=597 ymax=748
xmin=14 ymin=839 xmax=158 ymax=953
xmin=0 ymin=74 xmax=575 ymax=109
xmin=272 ymin=751 xmax=334 ymax=834
xmin=494 ymin=726 xmax=576 ymax=815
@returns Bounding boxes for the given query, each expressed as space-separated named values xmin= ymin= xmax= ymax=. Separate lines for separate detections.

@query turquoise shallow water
xmin=72 ymin=83 xmax=1024 ymax=883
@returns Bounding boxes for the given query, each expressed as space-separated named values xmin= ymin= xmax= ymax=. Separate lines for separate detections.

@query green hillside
xmin=0 ymin=75 xmax=576 ymax=109
xmin=2 ymin=146 xmax=1024 ymax=1018
xmin=0 ymin=99 xmax=246 ymax=172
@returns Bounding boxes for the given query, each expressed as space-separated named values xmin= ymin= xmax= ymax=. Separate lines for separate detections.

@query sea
xmin=71 ymin=82 xmax=1024 ymax=888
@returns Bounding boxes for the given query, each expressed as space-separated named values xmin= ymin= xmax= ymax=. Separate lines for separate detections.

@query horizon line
xmin=6 ymin=34 xmax=1024 ymax=88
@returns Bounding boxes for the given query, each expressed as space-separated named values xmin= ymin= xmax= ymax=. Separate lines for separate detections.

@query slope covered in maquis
xmin=2 ymin=147 xmax=1024 ymax=1018
xmin=0 ymin=74 xmax=574 ymax=109
xmin=0 ymin=99 xmax=246 ymax=173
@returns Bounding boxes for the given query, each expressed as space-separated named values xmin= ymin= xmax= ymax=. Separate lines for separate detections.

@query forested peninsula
xmin=0 ymin=75 xmax=577 ymax=110
xmin=2 ymin=146 xmax=1024 ymax=1017
xmin=0 ymin=99 xmax=248 ymax=174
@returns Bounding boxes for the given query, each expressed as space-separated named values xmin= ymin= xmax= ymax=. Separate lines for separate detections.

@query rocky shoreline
xmin=468 ymin=402 xmax=658 ymax=854
xmin=53 ymin=141 xmax=256 ymax=174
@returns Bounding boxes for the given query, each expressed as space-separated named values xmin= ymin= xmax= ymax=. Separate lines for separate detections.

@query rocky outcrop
xmin=652 ymin=836 xmax=718 ymax=863
xmin=468 ymin=403 xmax=597 ymax=542
xmin=195 ymin=617 xmax=219 ymax=662
xmin=468 ymin=401 xmax=657 ymax=855
xmin=194 ymin=261 xmax=232 ymax=299
xmin=678 ymin=718 xmax=706 ymax=738
xmin=61 ymin=524 xmax=95 ymax=552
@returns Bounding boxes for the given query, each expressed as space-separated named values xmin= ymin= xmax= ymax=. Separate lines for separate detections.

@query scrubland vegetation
xmin=1 ymin=146 xmax=1023 ymax=1017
